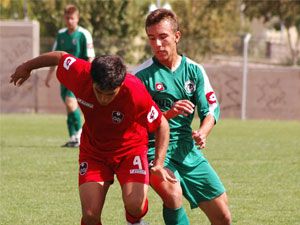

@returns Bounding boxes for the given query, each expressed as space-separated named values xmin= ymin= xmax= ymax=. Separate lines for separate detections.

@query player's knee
xmin=82 ymin=210 xmax=100 ymax=225
xmin=162 ymin=189 xmax=183 ymax=208
xmin=221 ymin=210 xmax=231 ymax=225
xmin=213 ymin=209 xmax=231 ymax=225
xmin=125 ymin=199 xmax=144 ymax=216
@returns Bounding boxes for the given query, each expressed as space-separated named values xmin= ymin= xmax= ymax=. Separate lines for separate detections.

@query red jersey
xmin=57 ymin=54 xmax=162 ymax=160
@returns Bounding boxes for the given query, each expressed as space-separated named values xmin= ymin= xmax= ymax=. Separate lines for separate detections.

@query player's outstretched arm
xmin=10 ymin=51 xmax=67 ymax=87
xmin=151 ymin=116 xmax=177 ymax=183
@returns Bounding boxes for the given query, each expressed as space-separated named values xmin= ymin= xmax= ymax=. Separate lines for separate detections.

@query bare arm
xmin=192 ymin=114 xmax=215 ymax=149
xmin=10 ymin=51 xmax=67 ymax=87
xmin=163 ymin=99 xmax=195 ymax=120
xmin=151 ymin=116 xmax=177 ymax=183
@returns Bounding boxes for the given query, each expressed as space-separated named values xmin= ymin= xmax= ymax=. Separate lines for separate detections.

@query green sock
xmin=163 ymin=205 xmax=190 ymax=225
xmin=67 ymin=112 xmax=76 ymax=137
xmin=72 ymin=107 xmax=82 ymax=132
xmin=67 ymin=108 xmax=82 ymax=137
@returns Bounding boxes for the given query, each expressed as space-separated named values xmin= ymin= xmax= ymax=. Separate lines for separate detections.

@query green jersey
xmin=133 ymin=56 xmax=220 ymax=146
xmin=53 ymin=26 xmax=95 ymax=60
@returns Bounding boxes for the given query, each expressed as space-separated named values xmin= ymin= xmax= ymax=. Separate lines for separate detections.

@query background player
xmin=45 ymin=4 xmax=95 ymax=147
xmin=133 ymin=8 xmax=231 ymax=225
xmin=10 ymin=51 xmax=177 ymax=225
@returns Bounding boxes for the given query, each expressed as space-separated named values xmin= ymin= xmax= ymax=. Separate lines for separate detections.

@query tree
xmin=171 ymin=0 xmax=241 ymax=61
xmin=242 ymin=0 xmax=300 ymax=65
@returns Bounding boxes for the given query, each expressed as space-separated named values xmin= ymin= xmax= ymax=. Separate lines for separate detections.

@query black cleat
xmin=61 ymin=140 xmax=79 ymax=148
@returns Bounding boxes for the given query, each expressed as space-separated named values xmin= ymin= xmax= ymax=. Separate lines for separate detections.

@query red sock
xmin=126 ymin=198 xmax=148 ymax=223
xmin=81 ymin=218 xmax=102 ymax=225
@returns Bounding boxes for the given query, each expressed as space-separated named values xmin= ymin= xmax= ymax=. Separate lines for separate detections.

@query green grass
xmin=1 ymin=114 xmax=299 ymax=225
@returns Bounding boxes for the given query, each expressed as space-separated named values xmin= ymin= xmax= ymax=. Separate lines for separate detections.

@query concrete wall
xmin=0 ymin=20 xmax=40 ymax=113
xmin=206 ymin=65 xmax=300 ymax=120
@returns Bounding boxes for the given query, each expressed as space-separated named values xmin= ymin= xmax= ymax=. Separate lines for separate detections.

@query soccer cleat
xmin=61 ymin=140 xmax=80 ymax=148
xmin=61 ymin=134 xmax=80 ymax=148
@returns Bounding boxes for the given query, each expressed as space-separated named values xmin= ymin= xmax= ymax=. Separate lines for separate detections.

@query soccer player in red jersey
xmin=10 ymin=51 xmax=177 ymax=225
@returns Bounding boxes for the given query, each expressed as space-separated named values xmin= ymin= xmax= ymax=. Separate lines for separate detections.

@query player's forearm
xmin=23 ymin=51 xmax=66 ymax=71
xmin=198 ymin=114 xmax=215 ymax=137
xmin=153 ymin=116 xmax=170 ymax=167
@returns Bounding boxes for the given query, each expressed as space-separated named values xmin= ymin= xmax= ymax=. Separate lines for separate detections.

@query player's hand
xmin=165 ymin=100 xmax=195 ymax=119
xmin=150 ymin=165 xmax=177 ymax=183
xmin=10 ymin=64 xmax=31 ymax=86
xmin=192 ymin=130 xmax=207 ymax=149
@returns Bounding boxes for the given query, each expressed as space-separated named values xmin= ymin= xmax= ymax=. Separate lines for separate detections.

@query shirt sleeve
xmin=56 ymin=54 xmax=90 ymax=95
xmin=81 ymin=28 xmax=95 ymax=59
xmin=194 ymin=65 xmax=220 ymax=123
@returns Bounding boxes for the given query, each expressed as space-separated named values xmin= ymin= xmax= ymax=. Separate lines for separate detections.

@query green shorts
xmin=148 ymin=140 xmax=225 ymax=209
xmin=60 ymin=84 xmax=76 ymax=102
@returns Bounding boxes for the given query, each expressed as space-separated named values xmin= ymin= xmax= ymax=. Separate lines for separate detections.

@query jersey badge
xmin=79 ymin=162 xmax=88 ymax=175
xmin=72 ymin=39 xmax=77 ymax=45
xmin=147 ymin=106 xmax=159 ymax=123
xmin=112 ymin=111 xmax=124 ymax=124
xmin=206 ymin=91 xmax=217 ymax=104
xmin=185 ymin=80 xmax=196 ymax=93
xmin=63 ymin=56 xmax=76 ymax=70
xmin=155 ymin=82 xmax=165 ymax=91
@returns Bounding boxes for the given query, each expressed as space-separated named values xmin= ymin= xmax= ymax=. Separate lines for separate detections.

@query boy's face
xmin=93 ymin=84 xmax=121 ymax=106
xmin=146 ymin=19 xmax=181 ymax=65
xmin=64 ymin=12 xmax=79 ymax=32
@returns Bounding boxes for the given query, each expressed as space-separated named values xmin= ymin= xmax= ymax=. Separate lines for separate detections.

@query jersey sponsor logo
xmin=185 ymin=80 xmax=196 ymax=93
xmin=79 ymin=162 xmax=88 ymax=175
xmin=63 ymin=56 xmax=76 ymax=70
xmin=112 ymin=111 xmax=124 ymax=124
xmin=147 ymin=106 xmax=159 ymax=123
xmin=155 ymin=98 xmax=173 ymax=109
xmin=206 ymin=91 xmax=217 ymax=104
xmin=77 ymin=98 xmax=94 ymax=108
xmin=130 ymin=169 xmax=146 ymax=175
xmin=155 ymin=82 xmax=165 ymax=91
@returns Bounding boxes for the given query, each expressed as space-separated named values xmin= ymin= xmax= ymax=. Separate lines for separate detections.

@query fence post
xmin=241 ymin=33 xmax=251 ymax=120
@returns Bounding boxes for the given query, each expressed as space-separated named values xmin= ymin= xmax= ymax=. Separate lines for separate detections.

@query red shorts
xmin=78 ymin=150 xmax=149 ymax=186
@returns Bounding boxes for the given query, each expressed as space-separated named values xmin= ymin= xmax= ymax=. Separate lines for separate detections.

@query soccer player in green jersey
xmin=133 ymin=9 xmax=231 ymax=225
xmin=45 ymin=4 xmax=95 ymax=147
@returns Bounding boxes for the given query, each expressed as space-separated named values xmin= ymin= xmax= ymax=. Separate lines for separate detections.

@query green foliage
xmin=1 ymin=0 xmax=244 ymax=64
xmin=172 ymin=0 xmax=241 ymax=60
xmin=1 ymin=115 xmax=300 ymax=224
xmin=242 ymin=0 xmax=300 ymax=65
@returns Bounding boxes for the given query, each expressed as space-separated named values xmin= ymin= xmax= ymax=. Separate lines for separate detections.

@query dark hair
xmin=91 ymin=55 xmax=126 ymax=91
xmin=64 ymin=4 xmax=79 ymax=16
xmin=145 ymin=8 xmax=179 ymax=32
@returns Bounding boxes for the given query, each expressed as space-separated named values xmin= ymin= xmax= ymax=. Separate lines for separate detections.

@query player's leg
xmin=199 ymin=192 xmax=231 ymax=225
xmin=122 ymin=182 xmax=149 ymax=224
xmin=148 ymin=144 xmax=190 ymax=225
xmin=61 ymin=85 xmax=82 ymax=147
xmin=116 ymin=153 xmax=149 ymax=224
xmin=177 ymin=143 xmax=231 ymax=225
xmin=150 ymin=167 xmax=190 ymax=225
xmin=79 ymin=182 xmax=110 ymax=225
xmin=78 ymin=157 xmax=114 ymax=225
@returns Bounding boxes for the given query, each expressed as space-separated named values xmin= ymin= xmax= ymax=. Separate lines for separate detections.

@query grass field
xmin=0 ymin=114 xmax=299 ymax=225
